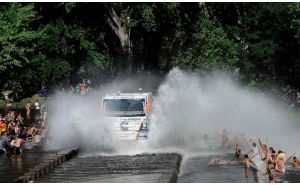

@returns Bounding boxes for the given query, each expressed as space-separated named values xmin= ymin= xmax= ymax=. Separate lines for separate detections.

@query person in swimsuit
xmin=275 ymin=150 xmax=294 ymax=174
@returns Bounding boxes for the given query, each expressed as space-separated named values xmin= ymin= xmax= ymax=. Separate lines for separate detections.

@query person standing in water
xmin=258 ymin=138 xmax=268 ymax=161
xmin=267 ymin=147 xmax=274 ymax=160
xmin=275 ymin=150 xmax=294 ymax=174
xmin=220 ymin=129 xmax=229 ymax=147
xmin=291 ymin=156 xmax=300 ymax=168
xmin=250 ymin=142 xmax=260 ymax=162
xmin=234 ymin=144 xmax=242 ymax=158
xmin=243 ymin=153 xmax=257 ymax=177
xmin=25 ymin=102 xmax=31 ymax=120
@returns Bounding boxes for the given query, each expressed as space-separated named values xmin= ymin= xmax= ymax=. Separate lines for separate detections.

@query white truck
xmin=101 ymin=91 xmax=152 ymax=140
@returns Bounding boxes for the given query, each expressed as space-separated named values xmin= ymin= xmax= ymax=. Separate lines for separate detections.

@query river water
xmin=0 ymin=147 xmax=57 ymax=182
xmin=178 ymin=153 xmax=259 ymax=183
xmin=2 ymin=148 xmax=300 ymax=182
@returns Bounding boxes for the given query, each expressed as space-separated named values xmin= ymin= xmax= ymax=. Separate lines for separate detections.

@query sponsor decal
xmin=120 ymin=122 xmax=129 ymax=131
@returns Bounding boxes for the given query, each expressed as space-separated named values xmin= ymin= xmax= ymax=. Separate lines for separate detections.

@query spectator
xmin=25 ymin=102 xmax=31 ymax=120
xmin=75 ymin=83 xmax=80 ymax=94
xmin=34 ymin=100 xmax=40 ymax=110
xmin=4 ymin=93 xmax=9 ymax=104
xmin=0 ymin=120 xmax=6 ymax=134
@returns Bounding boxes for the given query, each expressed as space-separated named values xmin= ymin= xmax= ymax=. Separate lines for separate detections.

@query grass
xmin=0 ymin=94 xmax=47 ymax=110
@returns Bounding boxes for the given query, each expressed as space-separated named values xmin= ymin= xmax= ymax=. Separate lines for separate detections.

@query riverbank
xmin=0 ymin=94 xmax=47 ymax=111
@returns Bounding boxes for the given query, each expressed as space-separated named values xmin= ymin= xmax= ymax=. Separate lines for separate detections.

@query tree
xmin=173 ymin=9 xmax=239 ymax=72
xmin=0 ymin=3 xmax=45 ymax=95
xmin=0 ymin=3 xmax=43 ymax=71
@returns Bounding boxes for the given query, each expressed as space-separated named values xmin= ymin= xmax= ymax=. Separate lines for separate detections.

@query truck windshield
xmin=103 ymin=99 xmax=145 ymax=113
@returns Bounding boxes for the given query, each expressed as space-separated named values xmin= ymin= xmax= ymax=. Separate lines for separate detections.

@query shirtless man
xmin=27 ymin=125 xmax=36 ymax=139
xmin=34 ymin=130 xmax=41 ymax=145
xmin=267 ymin=147 xmax=274 ymax=160
xmin=243 ymin=153 xmax=257 ymax=177
xmin=234 ymin=144 xmax=242 ymax=158
xmin=258 ymin=138 xmax=268 ymax=160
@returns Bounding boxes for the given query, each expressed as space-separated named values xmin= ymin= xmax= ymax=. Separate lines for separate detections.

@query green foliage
xmin=289 ymin=3 xmax=300 ymax=41
xmin=140 ymin=5 xmax=157 ymax=31
xmin=0 ymin=3 xmax=43 ymax=71
xmin=0 ymin=2 xmax=300 ymax=98
xmin=281 ymin=85 xmax=296 ymax=102
xmin=174 ymin=10 xmax=239 ymax=72
xmin=41 ymin=19 xmax=109 ymax=69
xmin=0 ymin=3 xmax=110 ymax=97
xmin=64 ymin=2 xmax=76 ymax=13
xmin=38 ymin=59 xmax=70 ymax=85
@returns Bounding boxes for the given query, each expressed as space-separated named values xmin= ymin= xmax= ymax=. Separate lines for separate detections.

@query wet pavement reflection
xmin=0 ymin=147 xmax=57 ymax=182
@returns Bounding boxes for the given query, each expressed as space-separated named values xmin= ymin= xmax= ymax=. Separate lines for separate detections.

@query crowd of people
xmin=232 ymin=136 xmax=300 ymax=183
xmin=0 ymin=79 xmax=92 ymax=156
xmin=55 ymin=80 xmax=94 ymax=95
xmin=207 ymin=129 xmax=300 ymax=183
xmin=0 ymin=99 xmax=49 ymax=156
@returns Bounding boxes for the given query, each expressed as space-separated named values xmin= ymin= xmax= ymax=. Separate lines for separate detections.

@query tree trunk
xmin=106 ymin=6 xmax=129 ymax=50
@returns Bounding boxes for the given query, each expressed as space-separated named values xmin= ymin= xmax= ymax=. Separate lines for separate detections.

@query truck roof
xmin=102 ymin=92 xmax=152 ymax=100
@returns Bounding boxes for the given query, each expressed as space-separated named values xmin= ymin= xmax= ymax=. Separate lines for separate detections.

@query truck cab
xmin=101 ymin=91 xmax=152 ymax=140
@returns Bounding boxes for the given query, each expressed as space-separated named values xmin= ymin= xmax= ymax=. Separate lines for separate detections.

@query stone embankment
xmin=14 ymin=148 xmax=78 ymax=183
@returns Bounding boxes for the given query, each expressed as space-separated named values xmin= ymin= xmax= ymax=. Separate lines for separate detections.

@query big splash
xmin=46 ymin=68 xmax=300 ymax=156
